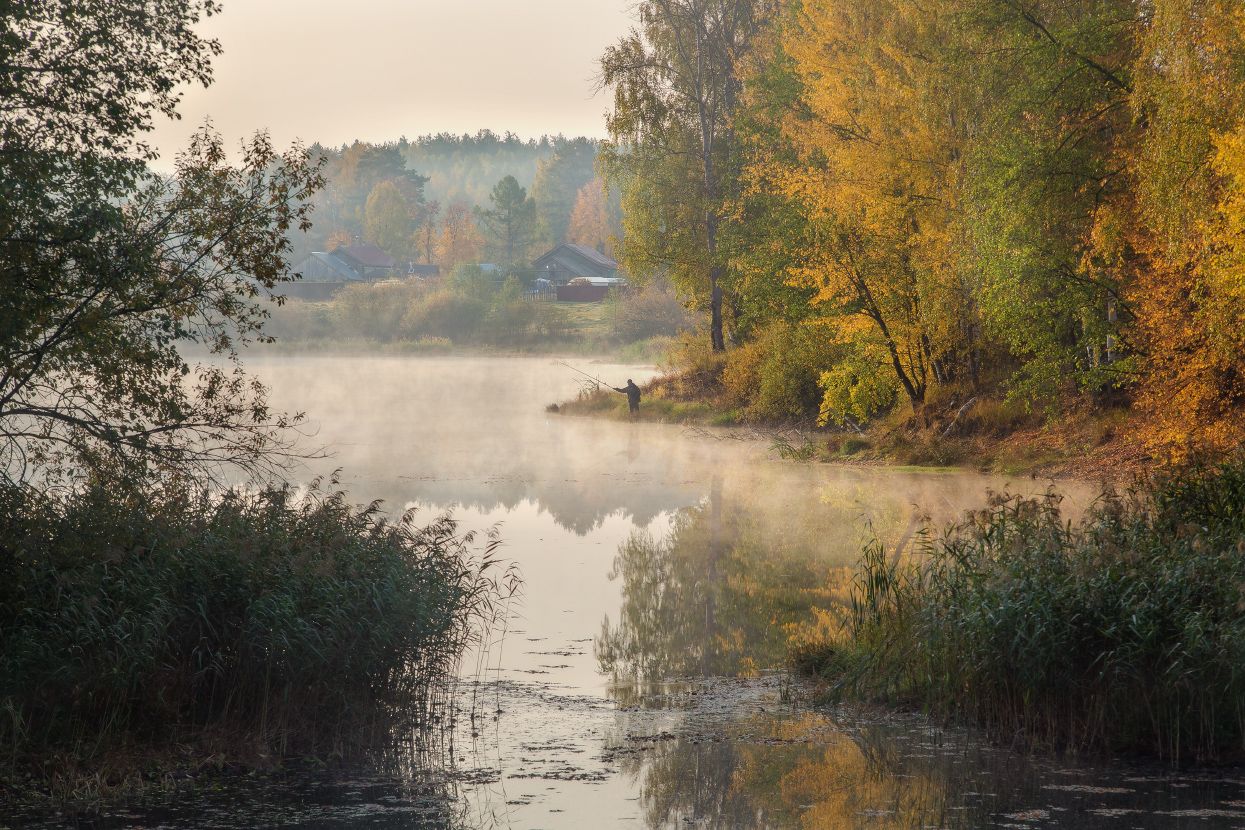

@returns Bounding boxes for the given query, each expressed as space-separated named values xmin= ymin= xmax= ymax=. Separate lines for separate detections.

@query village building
xmin=287 ymin=243 xmax=402 ymax=300
xmin=531 ymin=243 xmax=624 ymax=302
xmin=329 ymin=243 xmax=398 ymax=280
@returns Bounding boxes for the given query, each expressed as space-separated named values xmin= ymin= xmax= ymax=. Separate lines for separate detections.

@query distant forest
xmin=289 ymin=131 xmax=622 ymax=272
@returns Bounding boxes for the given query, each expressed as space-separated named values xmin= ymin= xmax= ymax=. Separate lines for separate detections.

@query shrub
xmin=481 ymin=278 xmax=537 ymax=344
xmin=664 ymin=333 xmax=727 ymax=399
xmin=722 ymin=321 xmax=833 ymax=422
xmin=532 ymin=302 xmax=573 ymax=340
xmin=839 ymin=437 xmax=871 ymax=456
xmin=818 ymin=353 xmax=899 ymax=427
xmin=400 ymin=291 xmax=489 ymax=341
xmin=264 ymin=299 xmax=335 ymax=342
xmin=0 ymin=475 xmax=514 ymax=776
xmin=333 ymin=280 xmax=424 ymax=342
xmin=803 ymin=456 xmax=1245 ymax=761
xmin=608 ymin=280 xmax=691 ymax=341
xmin=445 ymin=263 xmax=499 ymax=301
xmin=966 ymin=396 xmax=1038 ymax=437
xmin=482 ymin=299 xmax=537 ymax=344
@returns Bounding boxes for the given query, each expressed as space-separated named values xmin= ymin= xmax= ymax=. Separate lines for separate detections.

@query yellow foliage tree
xmin=566 ymin=178 xmax=613 ymax=256
xmin=1124 ymin=0 xmax=1245 ymax=455
xmin=755 ymin=0 xmax=974 ymax=417
xmin=434 ymin=200 xmax=485 ymax=274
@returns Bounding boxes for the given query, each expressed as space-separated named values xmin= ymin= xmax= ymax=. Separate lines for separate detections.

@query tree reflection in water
xmin=614 ymin=712 xmax=993 ymax=829
xmin=596 ymin=476 xmax=858 ymax=687
xmin=594 ymin=475 xmax=1039 ymax=830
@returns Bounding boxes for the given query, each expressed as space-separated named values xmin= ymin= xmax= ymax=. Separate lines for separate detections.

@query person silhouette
xmin=613 ymin=378 xmax=642 ymax=416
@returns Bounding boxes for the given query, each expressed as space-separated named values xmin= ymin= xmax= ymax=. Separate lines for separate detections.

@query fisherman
xmin=613 ymin=378 xmax=642 ymax=416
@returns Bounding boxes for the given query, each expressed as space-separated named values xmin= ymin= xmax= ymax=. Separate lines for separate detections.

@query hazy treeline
xmin=402 ymin=131 xmax=557 ymax=207
xmin=602 ymin=0 xmax=1245 ymax=455
xmin=290 ymin=132 xmax=622 ymax=271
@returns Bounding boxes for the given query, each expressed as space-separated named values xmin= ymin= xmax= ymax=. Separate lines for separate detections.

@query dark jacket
xmin=614 ymin=381 xmax=642 ymax=409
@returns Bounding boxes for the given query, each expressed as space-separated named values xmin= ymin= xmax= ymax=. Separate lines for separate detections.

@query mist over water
xmin=254 ymin=353 xmax=1082 ymax=540
xmin=251 ymin=353 xmax=1095 ymax=695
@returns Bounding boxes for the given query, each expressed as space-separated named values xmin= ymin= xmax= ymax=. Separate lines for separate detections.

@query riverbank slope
xmin=554 ymin=371 xmax=1151 ymax=482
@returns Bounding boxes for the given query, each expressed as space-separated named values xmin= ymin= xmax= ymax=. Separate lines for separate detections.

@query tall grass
xmin=0 ymin=474 xmax=516 ymax=787
xmin=798 ymin=456 xmax=1245 ymax=761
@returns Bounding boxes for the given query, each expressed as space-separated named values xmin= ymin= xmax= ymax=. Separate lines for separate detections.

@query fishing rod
xmin=558 ymin=361 xmax=612 ymax=389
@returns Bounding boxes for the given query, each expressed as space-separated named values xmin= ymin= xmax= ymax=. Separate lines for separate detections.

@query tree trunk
xmin=709 ymin=267 xmax=725 ymax=352
xmin=697 ymin=12 xmax=726 ymax=354
xmin=706 ymin=207 xmax=725 ymax=352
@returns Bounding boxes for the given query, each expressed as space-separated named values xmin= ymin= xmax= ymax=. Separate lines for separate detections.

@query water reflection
xmin=4 ymin=764 xmax=475 ymax=829
xmin=245 ymin=355 xmax=1084 ymax=541
xmin=597 ymin=476 xmax=854 ymax=687
xmin=607 ymin=690 xmax=1245 ymax=829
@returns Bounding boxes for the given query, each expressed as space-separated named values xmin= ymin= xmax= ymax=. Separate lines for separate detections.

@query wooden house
xmin=286 ymin=243 xmax=402 ymax=300
xmin=531 ymin=244 xmax=624 ymax=302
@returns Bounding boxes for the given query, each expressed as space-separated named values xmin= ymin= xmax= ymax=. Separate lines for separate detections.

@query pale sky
xmin=148 ymin=0 xmax=633 ymax=163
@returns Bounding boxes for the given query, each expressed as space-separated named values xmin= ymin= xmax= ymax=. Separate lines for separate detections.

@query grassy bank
xmin=0 ymin=475 xmax=514 ymax=800
xmin=793 ymin=456 xmax=1245 ymax=762
xmin=554 ymin=356 xmax=1145 ymax=480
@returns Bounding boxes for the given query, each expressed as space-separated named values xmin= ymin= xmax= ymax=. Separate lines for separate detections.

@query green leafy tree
xmin=477 ymin=175 xmax=538 ymax=270
xmin=954 ymin=0 xmax=1136 ymax=403
xmin=297 ymin=141 xmax=427 ymax=261
xmin=531 ymin=137 xmax=599 ymax=246
xmin=0 ymin=0 xmax=323 ymax=482
xmin=364 ymin=180 xmax=413 ymax=260
xmin=601 ymin=0 xmax=771 ymax=352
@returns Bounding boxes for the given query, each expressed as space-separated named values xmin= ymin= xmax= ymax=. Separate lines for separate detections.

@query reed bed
xmin=798 ymin=456 xmax=1245 ymax=762
xmin=0 ymin=474 xmax=516 ymax=791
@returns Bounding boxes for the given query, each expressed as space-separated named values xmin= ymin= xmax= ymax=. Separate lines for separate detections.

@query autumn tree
xmin=325 ymin=229 xmax=353 ymax=251
xmin=1120 ymin=0 xmax=1245 ymax=454
xmin=566 ymin=178 xmax=613 ymax=255
xmin=747 ymin=0 xmax=977 ymax=416
xmin=601 ymin=0 xmax=772 ymax=352
xmin=435 ymin=200 xmax=485 ymax=274
xmin=414 ymin=200 xmax=440 ymax=264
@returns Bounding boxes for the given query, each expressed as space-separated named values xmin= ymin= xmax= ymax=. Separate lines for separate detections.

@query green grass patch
xmin=839 ymin=437 xmax=871 ymax=456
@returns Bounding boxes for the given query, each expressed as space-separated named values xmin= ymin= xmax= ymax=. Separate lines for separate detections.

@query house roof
xmin=532 ymin=243 xmax=619 ymax=279
xmin=563 ymin=243 xmax=618 ymax=270
xmin=294 ymin=251 xmax=364 ymax=283
xmin=332 ymin=243 xmax=397 ymax=269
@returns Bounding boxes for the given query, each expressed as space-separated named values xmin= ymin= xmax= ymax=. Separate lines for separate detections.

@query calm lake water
xmin=14 ymin=354 xmax=1245 ymax=829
